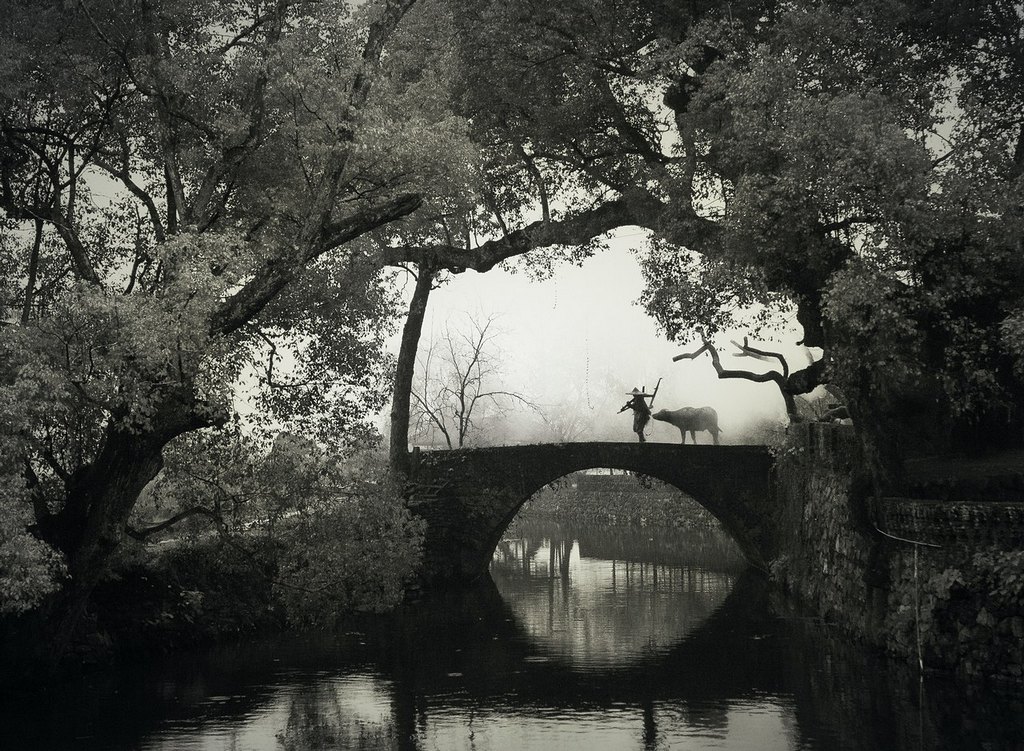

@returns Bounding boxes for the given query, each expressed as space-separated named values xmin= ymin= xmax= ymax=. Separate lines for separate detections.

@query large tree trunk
xmin=40 ymin=393 xmax=222 ymax=664
xmin=389 ymin=264 xmax=434 ymax=475
xmin=50 ymin=431 xmax=166 ymax=661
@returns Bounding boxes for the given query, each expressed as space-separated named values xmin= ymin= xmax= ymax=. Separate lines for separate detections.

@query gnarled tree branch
xmin=673 ymin=338 xmax=827 ymax=421
xmin=210 ymin=192 xmax=423 ymax=335
xmin=380 ymin=192 xmax=677 ymax=273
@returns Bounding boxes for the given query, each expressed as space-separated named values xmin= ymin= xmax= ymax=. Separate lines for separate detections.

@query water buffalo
xmin=652 ymin=406 xmax=721 ymax=445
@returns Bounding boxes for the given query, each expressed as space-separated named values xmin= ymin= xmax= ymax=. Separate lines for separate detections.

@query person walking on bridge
xmin=618 ymin=386 xmax=656 ymax=442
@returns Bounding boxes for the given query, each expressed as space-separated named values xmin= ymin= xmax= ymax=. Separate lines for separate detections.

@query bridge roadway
xmin=407 ymin=442 xmax=776 ymax=586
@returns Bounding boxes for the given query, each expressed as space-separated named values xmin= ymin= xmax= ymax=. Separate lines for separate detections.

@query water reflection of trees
xmin=490 ymin=526 xmax=739 ymax=668
xmin=277 ymin=677 xmax=404 ymax=751
xmin=496 ymin=520 xmax=747 ymax=573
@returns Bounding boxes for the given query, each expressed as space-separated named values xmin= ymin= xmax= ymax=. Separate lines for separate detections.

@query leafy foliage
xmin=0 ymin=0 xmax=439 ymax=646
xmin=272 ymin=472 xmax=424 ymax=626
xmin=645 ymin=0 xmax=1023 ymax=466
xmin=0 ymin=467 xmax=65 ymax=614
xmin=135 ymin=428 xmax=424 ymax=628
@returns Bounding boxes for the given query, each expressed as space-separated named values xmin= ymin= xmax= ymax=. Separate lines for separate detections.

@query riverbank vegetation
xmin=2 ymin=0 xmax=1023 ymax=671
xmin=1 ymin=433 xmax=423 ymax=671
xmin=521 ymin=473 xmax=728 ymax=531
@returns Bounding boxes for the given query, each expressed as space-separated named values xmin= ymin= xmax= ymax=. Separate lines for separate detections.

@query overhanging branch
xmin=674 ymin=338 xmax=795 ymax=418
xmin=673 ymin=338 xmax=829 ymax=421
xmin=210 ymin=192 xmax=422 ymax=335
xmin=379 ymin=193 xmax=673 ymax=273
xmin=673 ymin=339 xmax=787 ymax=388
xmin=125 ymin=506 xmax=217 ymax=541
xmin=730 ymin=336 xmax=790 ymax=379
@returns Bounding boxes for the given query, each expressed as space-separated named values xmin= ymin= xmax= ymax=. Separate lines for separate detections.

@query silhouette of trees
xmin=411 ymin=313 xmax=533 ymax=448
xmin=673 ymin=338 xmax=826 ymax=422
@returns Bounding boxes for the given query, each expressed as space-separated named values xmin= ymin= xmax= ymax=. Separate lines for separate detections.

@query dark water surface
xmin=5 ymin=521 xmax=1022 ymax=750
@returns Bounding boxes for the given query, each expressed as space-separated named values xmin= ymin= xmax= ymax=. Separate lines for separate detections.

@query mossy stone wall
xmin=772 ymin=424 xmax=1024 ymax=689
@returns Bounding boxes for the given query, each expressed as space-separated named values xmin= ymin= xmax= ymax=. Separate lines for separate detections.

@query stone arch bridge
xmin=407 ymin=442 xmax=777 ymax=586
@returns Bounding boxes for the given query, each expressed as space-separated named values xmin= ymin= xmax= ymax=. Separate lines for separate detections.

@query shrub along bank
xmin=0 ymin=474 xmax=424 ymax=675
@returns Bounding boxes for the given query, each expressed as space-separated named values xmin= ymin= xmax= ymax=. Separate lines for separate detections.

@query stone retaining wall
xmin=772 ymin=424 xmax=1024 ymax=691
xmin=876 ymin=497 xmax=1024 ymax=548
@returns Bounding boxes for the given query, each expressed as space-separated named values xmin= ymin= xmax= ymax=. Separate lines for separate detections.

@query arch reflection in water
xmin=491 ymin=524 xmax=741 ymax=669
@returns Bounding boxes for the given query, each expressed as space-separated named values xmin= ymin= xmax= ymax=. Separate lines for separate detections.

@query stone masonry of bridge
xmin=406 ymin=442 xmax=775 ymax=586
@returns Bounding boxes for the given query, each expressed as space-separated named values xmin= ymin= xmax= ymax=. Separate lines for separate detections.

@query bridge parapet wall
xmin=877 ymin=498 xmax=1024 ymax=548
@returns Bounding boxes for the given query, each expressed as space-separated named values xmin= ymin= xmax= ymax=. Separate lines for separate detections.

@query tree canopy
xmin=0 ymin=0 xmax=444 ymax=643
xmin=385 ymin=0 xmax=1024 ymax=475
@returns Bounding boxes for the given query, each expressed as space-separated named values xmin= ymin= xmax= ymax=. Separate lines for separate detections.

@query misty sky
xmin=398 ymin=228 xmax=822 ymax=445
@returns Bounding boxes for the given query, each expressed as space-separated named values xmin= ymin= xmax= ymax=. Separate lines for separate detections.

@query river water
xmin=6 ymin=520 xmax=1022 ymax=750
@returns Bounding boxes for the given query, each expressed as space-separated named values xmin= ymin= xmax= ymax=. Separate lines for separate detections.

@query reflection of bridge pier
xmin=642 ymin=695 xmax=658 ymax=750
xmin=557 ymin=539 xmax=572 ymax=581
xmin=390 ymin=676 xmax=419 ymax=751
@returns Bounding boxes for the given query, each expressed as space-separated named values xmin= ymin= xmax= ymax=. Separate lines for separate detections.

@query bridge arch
xmin=408 ymin=442 xmax=777 ymax=586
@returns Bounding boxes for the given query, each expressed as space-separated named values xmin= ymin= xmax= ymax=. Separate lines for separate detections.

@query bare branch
xmin=673 ymin=337 xmax=829 ymax=421
xmin=673 ymin=338 xmax=792 ymax=416
xmin=94 ymin=157 xmax=167 ymax=243
xmin=674 ymin=339 xmax=785 ymax=385
xmin=21 ymin=218 xmax=43 ymax=323
xmin=517 ymin=143 xmax=550 ymax=222
xmin=729 ymin=336 xmax=790 ymax=379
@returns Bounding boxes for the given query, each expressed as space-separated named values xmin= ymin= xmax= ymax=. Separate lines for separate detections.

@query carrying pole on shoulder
xmin=649 ymin=377 xmax=663 ymax=407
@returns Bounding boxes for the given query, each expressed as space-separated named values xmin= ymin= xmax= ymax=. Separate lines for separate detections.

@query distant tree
xmin=534 ymin=396 xmax=593 ymax=444
xmin=411 ymin=313 xmax=533 ymax=448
